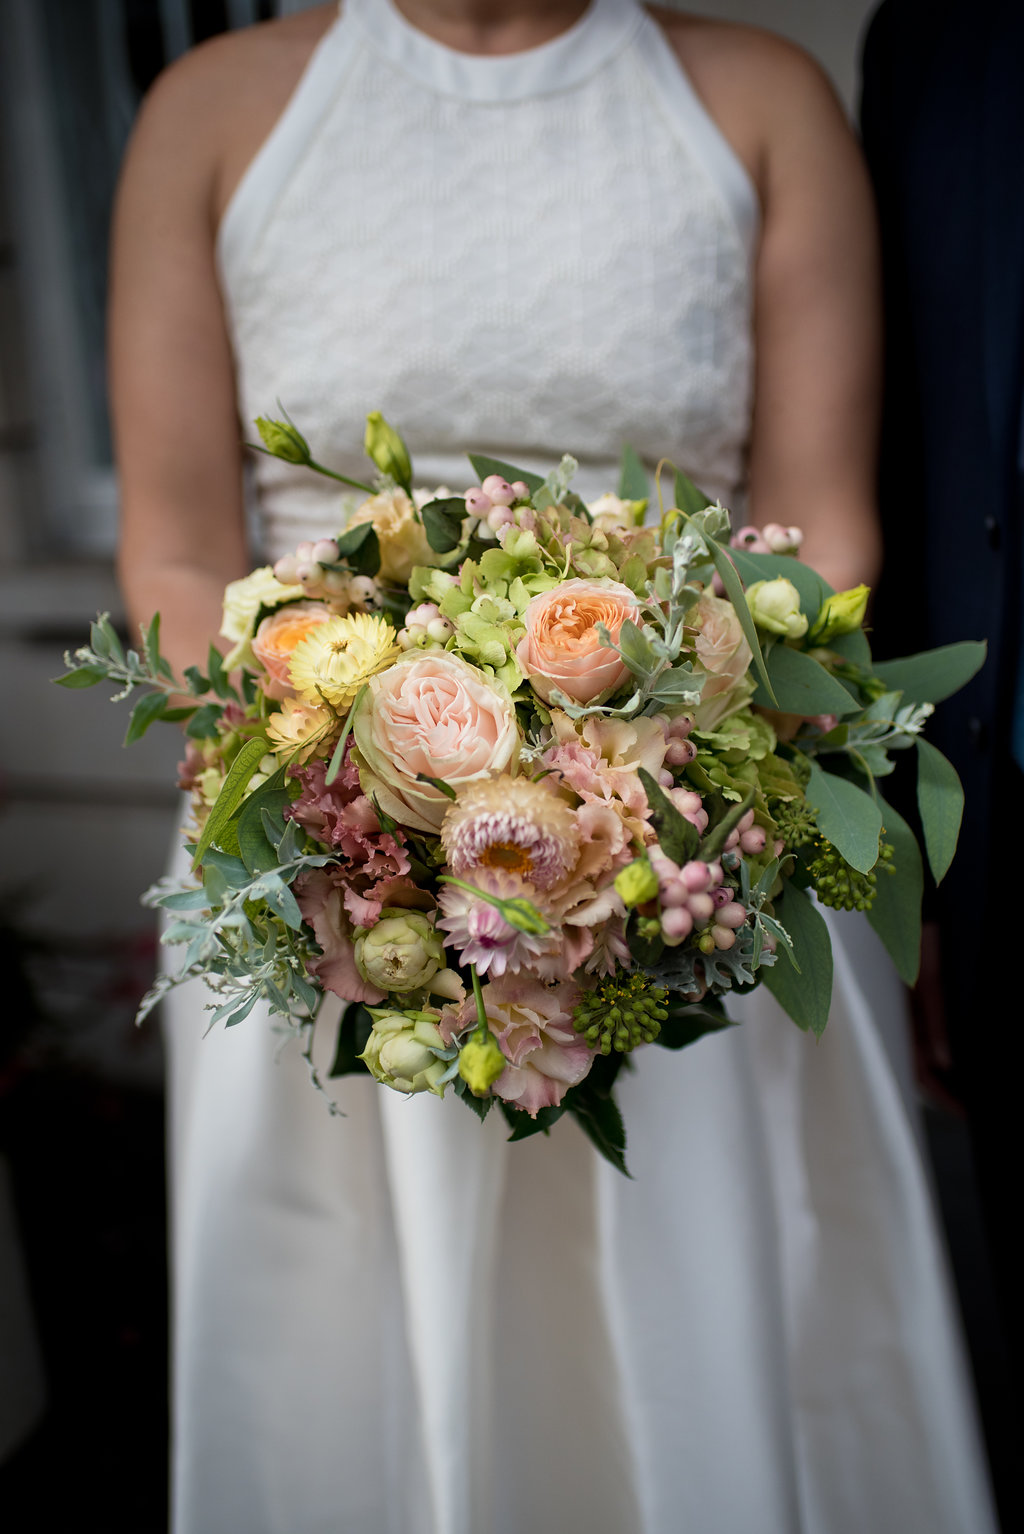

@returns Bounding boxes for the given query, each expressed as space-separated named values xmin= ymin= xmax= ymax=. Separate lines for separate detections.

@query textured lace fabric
xmin=217 ymin=0 xmax=759 ymax=559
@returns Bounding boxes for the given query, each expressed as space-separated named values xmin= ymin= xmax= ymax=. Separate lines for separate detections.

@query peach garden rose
xmin=251 ymin=601 xmax=332 ymax=700
xmin=515 ymin=577 xmax=643 ymax=704
xmin=351 ymin=650 xmax=520 ymax=833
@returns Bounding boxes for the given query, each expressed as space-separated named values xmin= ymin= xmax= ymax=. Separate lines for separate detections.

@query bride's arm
xmin=110 ymin=14 xmax=332 ymax=681
xmin=663 ymin=20 xmax=883 ymax=593
xmin=110 ymin=47 xmax=249 ymax=683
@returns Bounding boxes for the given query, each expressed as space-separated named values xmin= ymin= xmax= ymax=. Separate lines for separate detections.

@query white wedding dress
xmin=164 ymin=3 xmax=997 ymax=1530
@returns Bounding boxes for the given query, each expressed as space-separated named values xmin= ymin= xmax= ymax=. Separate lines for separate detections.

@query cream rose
xmin=692 ymin=593 xmax=753 ymax=700
xmin=515 ymin=578 xmax=642 ymax=704
xmin=351 ymin=651 xmax=520 ymax=833
xmin=346 ymin=487 xmax=439 ymax=586
xmin=251 ymin=601 xmax=332 ymax=700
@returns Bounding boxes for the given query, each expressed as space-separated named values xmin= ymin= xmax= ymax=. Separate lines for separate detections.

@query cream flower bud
xmin=745 ymin=578 xmax=809 ymax=640
xmin=360 ymin=1009 xmax=448 ymax=1096
xmin=354 ymin=910 xmax=444 ymax=993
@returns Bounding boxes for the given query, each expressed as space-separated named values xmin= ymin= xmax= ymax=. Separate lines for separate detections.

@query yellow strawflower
xmin=288 ymin=612 xmax=399 ymax=711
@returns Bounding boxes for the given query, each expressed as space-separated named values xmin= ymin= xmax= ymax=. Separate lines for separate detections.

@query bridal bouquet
xmin=58 ymin=413 xmax=982 ymax=1170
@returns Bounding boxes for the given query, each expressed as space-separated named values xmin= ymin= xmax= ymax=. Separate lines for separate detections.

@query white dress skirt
xmin=163 ymin=2 xmax=997 ymax=1529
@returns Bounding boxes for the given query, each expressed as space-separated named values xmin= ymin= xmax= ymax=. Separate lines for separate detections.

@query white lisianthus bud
xmin=744 ymin=578 xmax=809 ymax=640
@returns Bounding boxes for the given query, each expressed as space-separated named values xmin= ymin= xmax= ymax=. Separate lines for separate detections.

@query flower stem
xmin=324 ymin=683 xmax=368 ymax=786
xmin=470 ymin=963 xmax=488 ymax=1040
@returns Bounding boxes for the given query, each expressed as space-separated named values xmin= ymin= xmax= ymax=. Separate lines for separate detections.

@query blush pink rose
xmin=252 ymin=601 xmax=332 ymax=700
xmin=515 ymin=578 xmax=642 ymax=704
xmin=692 ymin=593 xmax=752 ymax=699
xmin=351 ymin=651 xmax=520 ymax=833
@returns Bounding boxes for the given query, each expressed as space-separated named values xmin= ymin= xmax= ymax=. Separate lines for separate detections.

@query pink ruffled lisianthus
xmin=442 ymin=973 xmax=594 ymax=1118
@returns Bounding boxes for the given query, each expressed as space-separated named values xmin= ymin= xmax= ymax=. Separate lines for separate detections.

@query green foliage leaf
xmin=826 ymin=626 xmax=873 ymax=667
xmin=872 ymin=641 xmax=987 ymax=705
xmin=501 ymin=1101 xmax=566 ymax=1140
xmin=467 ymin=453 xmax=544 ymax=494
xmin=124 ymin=689 xmax=170 ymax=745
xmin=867 ymin=799 xmax=923 ymax=984
xmin=700 ymin=788 xmax=756 ymax=864
xmin=702 ymin=535 xmax=777 ymax=704
xmin=335 ymin=521 xmax=381 ymax=577
xmin=185 ymin=702 xmax=223 ymax=740
xmin=569 ymin=1089 xmax=630 ymax=1177
xmin=657 ymin=998 xmax=736 ymax=1050
xmin=805 ymin=762 xmax=883 ymax=873
xmin=53 ymin=664 xmax=107 ymax=689
xmin=192 ymin=735 xmax=269 ymax=869
xmin=237 ymin=770 xmax=290 ymax=875
xmin=638 ymin=766 xmax=699 ymax=865
xmin=206 ymin=644 xmax=234 ymax=700
xmin=762 ymin=879 xmax=832 ymax=1037
xmin=415 ymin=771 xmax=457 ymax=801
xmin=915 ymin=737 xmax=964 ymax=885
xmin=328 ymin=1003 xmax=373 ymax=1077
xmin=752 ymin=644 xmax=860 ymax=717
xmin=617 ymin=444 xmax=649 ymax=502
xmin=420 ymin=496 xmax=466 ymax=554
xmin=615 ymin=618 xmax=659 ymax=679
xmin=673 ymin=468 xmax=713 ymax=517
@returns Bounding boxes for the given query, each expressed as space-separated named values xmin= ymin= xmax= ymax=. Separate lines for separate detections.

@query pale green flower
xmin=745 ymin=578 xmax=809 ymax=640
xmin=354 ymin=910 xmax=445 ymax=992
xmin=809 ymin=584 xmax=870 ymax=645
xmin=360 ymin=1008 xmax=448 ymax=1096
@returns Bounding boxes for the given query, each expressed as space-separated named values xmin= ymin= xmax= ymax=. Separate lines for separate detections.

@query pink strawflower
xmin=436 ymin=867 xmax=561 ymax=977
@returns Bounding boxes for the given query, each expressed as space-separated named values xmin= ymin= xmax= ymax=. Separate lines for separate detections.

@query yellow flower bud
xmin=614 ymin=856 xmax=659 ymax=908
xmin=364 ymin=411 xmax=412 ymax=489
xmin=808 ymin=584 xmax=871 ymax=645
xmin=458 ymin=1030 xmax=506 ymax=1096
xmin=255 ymin=416 xmax=310 ymax=464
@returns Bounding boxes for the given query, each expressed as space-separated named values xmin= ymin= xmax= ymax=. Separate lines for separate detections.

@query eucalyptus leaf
xmin=805 ymin=763 xmax=882 ymax=873
xmin=751 ymin=644 xmax=859 ymax=717
xmin=915 ymin=737 xmax=964 ymax=885
xmin=638 ymin=766 xmax=699 ymax=865
xmin=618 ymin=444 xmax=649 ymax=502
xmin=701 ymin=535 xmax=777 ymax=704
xmin=673 ymin=468 xmax=713 ymax=518
xmin=872 ymin=640 xmax=987 ymax=705
xmin=867 ymin=799 xmax=923 ymax=984
xmin=420 ymin=497 xmax=467 ymax=554
xmin=762 ymin=880 xmax=832 ymax=1037
xmin=467 ymin=453 xmax=544 ymax=494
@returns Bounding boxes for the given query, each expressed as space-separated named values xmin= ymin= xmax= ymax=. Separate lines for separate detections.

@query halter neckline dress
xmin=164 ymin=3 xmax=996 ymax=1529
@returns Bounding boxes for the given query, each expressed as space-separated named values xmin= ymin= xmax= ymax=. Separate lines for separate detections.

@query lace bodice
xmin=217 ymin=0 xmax=759 ymax=558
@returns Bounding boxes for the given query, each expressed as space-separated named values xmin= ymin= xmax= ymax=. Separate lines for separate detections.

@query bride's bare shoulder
xmin=120 ymin=4 xmax=338 ymax=223
xmin=645 ymin=7 xmax=851 ymax=193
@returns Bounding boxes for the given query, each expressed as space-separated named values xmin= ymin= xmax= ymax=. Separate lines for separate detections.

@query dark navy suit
xmin=861 ymin=0 xmax=1023 ymax=1517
